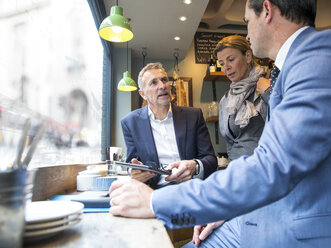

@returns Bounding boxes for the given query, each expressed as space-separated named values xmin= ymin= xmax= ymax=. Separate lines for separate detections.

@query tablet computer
xmin=114 ymin=161 xmax=172 ymax=175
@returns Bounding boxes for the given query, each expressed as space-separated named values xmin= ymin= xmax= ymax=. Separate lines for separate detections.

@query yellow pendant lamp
xmin=99 ymin=1 xmax=133 ymax=43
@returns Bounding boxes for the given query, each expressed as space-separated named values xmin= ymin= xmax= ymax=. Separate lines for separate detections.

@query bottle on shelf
xmin=209 ymin=53 xmax=216 ymax=73
xmin=216 ymin=59 xmax=222 ymax=72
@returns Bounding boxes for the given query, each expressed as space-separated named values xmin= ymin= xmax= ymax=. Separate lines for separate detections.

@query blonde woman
xmin=216 ymin=35 xmax=269 ymax=161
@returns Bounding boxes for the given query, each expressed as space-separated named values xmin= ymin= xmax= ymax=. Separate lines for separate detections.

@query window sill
xmin=31 ymin=162 xmax=104 ymax=201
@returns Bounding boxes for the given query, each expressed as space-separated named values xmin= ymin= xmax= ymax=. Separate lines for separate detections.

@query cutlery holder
xmin=0 ymin=168 xmax=37 ymax=248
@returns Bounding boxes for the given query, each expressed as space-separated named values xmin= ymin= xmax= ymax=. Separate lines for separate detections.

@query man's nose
xmin=158 ymin=80 xmax=167 ymax=88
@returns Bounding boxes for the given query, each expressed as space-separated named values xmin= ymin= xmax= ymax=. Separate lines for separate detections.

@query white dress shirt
xmin=148 ymin=105 xmax=204 ymax=186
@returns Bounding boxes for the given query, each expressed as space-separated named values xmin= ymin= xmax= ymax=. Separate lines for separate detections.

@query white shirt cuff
xmin=192 ymin=159 xmax=204 ymax=179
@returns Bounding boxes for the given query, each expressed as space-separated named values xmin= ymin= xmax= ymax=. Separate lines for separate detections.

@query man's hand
xmin=165 ymin=160 xmax=197 ymax=183
xmin=109 ymin=178 xmax=155 ymax=218
xmin=192 ymin=220 xmax=225 ymax=247
xmin=129 ymin=158 xmax=156 ymax=183
xmin=256 ymin=77 xmax=270 ymax=95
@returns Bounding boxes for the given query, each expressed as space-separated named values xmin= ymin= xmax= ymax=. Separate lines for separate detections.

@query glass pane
xmin=0 ymin=0 xmax=103 ymax=169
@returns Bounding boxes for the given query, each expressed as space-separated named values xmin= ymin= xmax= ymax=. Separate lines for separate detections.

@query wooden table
xmin=26 ymin=164 xmax=175 ymax=247
xmin=24 ymin=213 xmax=174 ymax=248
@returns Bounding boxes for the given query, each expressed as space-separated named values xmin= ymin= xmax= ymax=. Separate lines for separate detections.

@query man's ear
xmin=139 ymin=89 xmax=147 ymax=100
xmin=263 ymin=0 xmax=274 ymax=24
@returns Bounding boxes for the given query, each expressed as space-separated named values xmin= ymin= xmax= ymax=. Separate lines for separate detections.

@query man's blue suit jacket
xmin=121 ymin=104 xmax=217 ymax=189
xmin=152 ymin=27 xmax=331 ymax=247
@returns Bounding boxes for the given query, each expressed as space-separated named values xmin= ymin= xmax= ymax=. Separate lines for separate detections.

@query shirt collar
xmin=275 ymin=26 xmax=309 ymax=71
xmin=148 ymin=104 xmax=172 ymax=121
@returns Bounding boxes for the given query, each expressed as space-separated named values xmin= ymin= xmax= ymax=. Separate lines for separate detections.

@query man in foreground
xmin=109 ymin=0 xmax=331 ymax=247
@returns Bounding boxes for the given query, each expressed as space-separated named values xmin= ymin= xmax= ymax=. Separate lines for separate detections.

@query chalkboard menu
xmin=194 ymin=32 xmax=245 ymax=64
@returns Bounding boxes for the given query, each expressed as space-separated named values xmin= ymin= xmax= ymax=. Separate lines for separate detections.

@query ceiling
xmin=103 ymin=0 xmax=331 ymax=60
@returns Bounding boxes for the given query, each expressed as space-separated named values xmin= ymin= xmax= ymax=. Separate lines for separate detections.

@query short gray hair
xmin=138 ymin=62 xmax=165 ymax=89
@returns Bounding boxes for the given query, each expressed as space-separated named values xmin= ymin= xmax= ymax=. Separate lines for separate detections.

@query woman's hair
xmin=213 ymin=35 xmax=256 ymax=67
xmin=138 ymin=62 xmax=164 ymax=89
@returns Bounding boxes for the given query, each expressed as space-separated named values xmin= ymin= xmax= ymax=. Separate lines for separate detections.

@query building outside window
xmin=0 ymin=0 xmax=103 ymax=168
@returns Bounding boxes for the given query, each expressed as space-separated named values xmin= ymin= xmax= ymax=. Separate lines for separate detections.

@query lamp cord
xmin=142 ymin=50 xmax=147 ymax=67
xmin=174 ymin=51 xmax=179 ymax=72
xmin=127 ymin=41 xmax=129 ymax=71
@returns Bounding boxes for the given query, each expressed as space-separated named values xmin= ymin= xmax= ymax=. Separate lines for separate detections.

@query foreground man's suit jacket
xmin=121 ymin=104 xmax=217 ymax=189
xmin=153 ymin=27 xmax=331 ymax=247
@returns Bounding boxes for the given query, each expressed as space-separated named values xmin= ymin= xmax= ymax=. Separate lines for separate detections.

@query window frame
xmin=87 ymin=0 xmax=114 ymax=161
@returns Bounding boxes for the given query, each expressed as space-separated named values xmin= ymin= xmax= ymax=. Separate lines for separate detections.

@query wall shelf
xmin=206 ymin=116 xmax=219 ymax=123
xmin=203 ymin=72 xmax=229 ymax=145
xmin=203 ymin=71 xmax=230 ymax=82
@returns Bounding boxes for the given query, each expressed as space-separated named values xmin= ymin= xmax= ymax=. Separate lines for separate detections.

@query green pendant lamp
xmin=117 ymin=42 xmax=137 ymax=91
xmin=99 ymin=0 xmax=133 ymax=43
xmin=117 ymin=71 xmax=137 ymax=91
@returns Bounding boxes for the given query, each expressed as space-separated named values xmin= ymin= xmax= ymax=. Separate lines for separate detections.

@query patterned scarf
xmin=225 ymin=65 xmax=267 ymax=128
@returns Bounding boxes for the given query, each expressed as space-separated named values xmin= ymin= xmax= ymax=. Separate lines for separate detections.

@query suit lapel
xmin=268 ymin=27 xmax=316 ymax=122
xmin=172 ymin=104 xmax=187 ymax=159
xmin=137 ymin=106 xmax=159 ymax=164
xmin=285 ymin=27 xmax=315 ymax=65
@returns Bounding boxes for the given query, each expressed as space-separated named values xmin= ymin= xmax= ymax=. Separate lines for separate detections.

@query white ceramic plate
xmin=25 ymin=212 xmax=82 ymax=231
xmin=25 ymin=201 xmax=84 ymax=223
xmin=24 ymin=218 xmax=81 ymax=241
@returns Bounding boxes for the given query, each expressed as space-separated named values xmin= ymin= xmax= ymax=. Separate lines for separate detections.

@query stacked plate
xmin=24 ymin=201 xmax=84 ymax=242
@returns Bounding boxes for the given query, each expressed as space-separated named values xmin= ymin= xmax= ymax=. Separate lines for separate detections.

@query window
xmin=0 ymin=0 xmax=103 ymax=168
